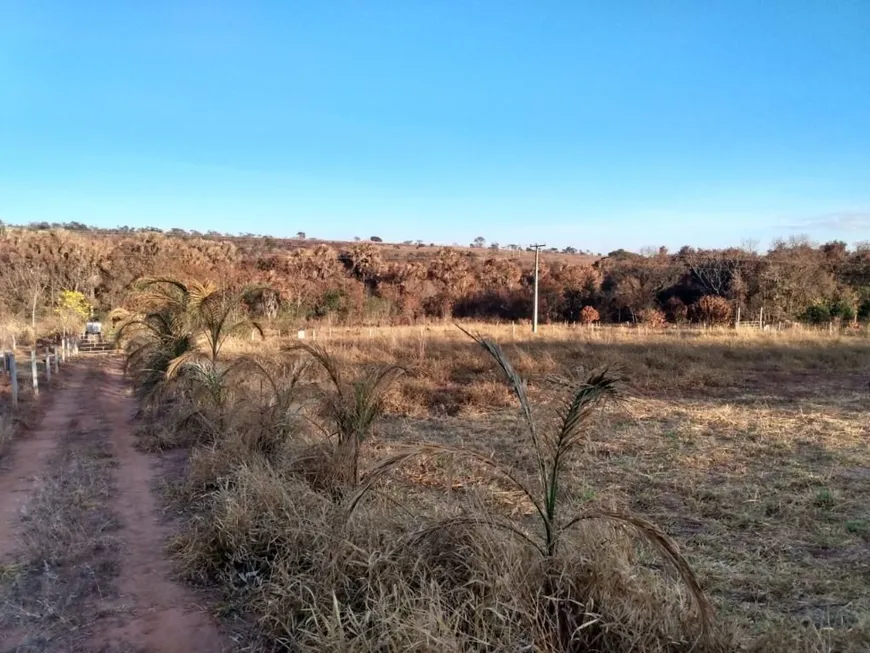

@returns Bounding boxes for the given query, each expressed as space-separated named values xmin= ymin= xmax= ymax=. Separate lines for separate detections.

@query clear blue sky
xmin=2 ymin=1 xmax=869 ymax=252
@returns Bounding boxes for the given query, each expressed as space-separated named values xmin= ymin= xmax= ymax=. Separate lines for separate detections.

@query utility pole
xmin=530 ymin=244 xmax=546 ymax=334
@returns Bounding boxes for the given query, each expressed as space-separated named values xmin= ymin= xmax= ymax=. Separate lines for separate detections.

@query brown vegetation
xmin=2 ymin=222 xmax=870 ymax=652
xmin=114 ymin=277 xmax=870 ymax=652
xmin=579 ymin=305 xmax=600 ymax=325
xmin=1 ymin=225 xmax=868 ymax=340
xmin=695 ymin=295 xmax=733 ymax=325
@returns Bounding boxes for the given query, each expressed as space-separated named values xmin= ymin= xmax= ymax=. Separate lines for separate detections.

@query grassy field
xmin=136 ymin=323 xmax=870 ymax=651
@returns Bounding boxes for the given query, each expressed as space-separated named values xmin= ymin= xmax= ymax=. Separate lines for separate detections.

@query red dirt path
xmin=0 ymin=357 xmax=227 ymax=653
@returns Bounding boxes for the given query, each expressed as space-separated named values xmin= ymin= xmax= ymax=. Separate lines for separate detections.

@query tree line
xmin=1 ymin=225 xmax=868 ymax=330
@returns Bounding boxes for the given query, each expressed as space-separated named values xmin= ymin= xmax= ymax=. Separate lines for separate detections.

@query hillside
xmin=0 ymin=222 xmax=868 ymax=334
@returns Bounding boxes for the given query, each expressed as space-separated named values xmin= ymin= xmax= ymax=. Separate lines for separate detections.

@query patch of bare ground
xmin=0 ymin=361 xmax=77 ymax=560
xmin=88 ymin=360 xmax=227 ymax=653
xmin=0 ymin=361 xmax=121 ymax=652
xmin=0 ymin=358 xmax=227 ymax=653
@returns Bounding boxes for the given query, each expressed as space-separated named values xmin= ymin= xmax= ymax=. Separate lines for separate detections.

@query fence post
xmin=9 ymin=355 xmax=18 ymax=408
xmin=30 ymin=350 xmax=39 ymax=396
xmin=45 ymin=355 xmax=51 ymax=383
xmin=759 ymin=307 xmax=764 ymax=331
xmin=52 ymin=349 xmax=59 ymax=374
xmin=735 ymin=305 xmax=741 ymax=329
xmin=62 ymin=338 xmax=68 ymax=363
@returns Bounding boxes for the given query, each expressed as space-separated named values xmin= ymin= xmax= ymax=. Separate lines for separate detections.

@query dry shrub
xmin=579 ymin=305 xmax=600 ymax=325
xmin=384 ymin=380 xmax=514 ymax=417
xmin=0 ymin=317 xmax=30 ymax=349
xmin=637 ymin=308 xmax=668 ymax=328
xmin=184 ymin=431 xmax=261 ymax=494
xmin=172 ymin=460 xmax=725 ymax=652
xmin=174 ymin=331 xmax=721 ymax=651
xmin=462 ymin=379 xmax=515 ymax=413
xmin=694 ymin=296 xmax=733 ymax=325
xmin=134 ymin=423 xmax=187 ymax=452
xmin=381 ymin=378 xmax=433 ymax=417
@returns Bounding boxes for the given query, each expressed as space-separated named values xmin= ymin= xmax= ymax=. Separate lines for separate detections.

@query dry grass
xmin=0 ymin=411 xmax=14 ymax=460
xmin=171 ymin=458 xmax=721 ymax=652
xmin=0 ymin=422 xmax=122 ymax=653
xmin=144 ymin=323 xmax=870 ymax=651
xmin=227 ymin=322 xmax=870 ymax=414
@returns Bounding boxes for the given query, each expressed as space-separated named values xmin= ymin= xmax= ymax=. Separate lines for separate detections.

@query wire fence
xmin=0 ymin=337 xmax=79 ymax=410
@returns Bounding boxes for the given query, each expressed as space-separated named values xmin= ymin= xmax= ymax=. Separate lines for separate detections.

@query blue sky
xmin=1 ymin=1 xmax=869 ymax=252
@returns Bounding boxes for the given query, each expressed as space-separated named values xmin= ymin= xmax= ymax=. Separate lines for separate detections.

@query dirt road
xmin=0 ymin=357 xmax=227 ymax=653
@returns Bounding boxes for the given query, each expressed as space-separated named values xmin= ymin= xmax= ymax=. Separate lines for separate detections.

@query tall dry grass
xmin=223 ymin=322 xmax=870 ymax=417
xmin=120 ymin=309 xmax=733 ymax=651
xmin=125 ymin=316 xmax=870 ymax=651
xmin=0 ymin=410 xmax=14 ymax=459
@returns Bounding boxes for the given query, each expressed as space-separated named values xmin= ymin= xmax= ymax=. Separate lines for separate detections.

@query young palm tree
xmin=113 ymin=306 xmax=195 ymax=402
xmin=236 ymin=356 xmax=310 ymax=458
xmin=293 ymin=342 xmax=404 ymax=489
xmin=116 ymin=277 xmax=263 ymax=407
xmin=347 ymin=328 xmax=716 ymax=648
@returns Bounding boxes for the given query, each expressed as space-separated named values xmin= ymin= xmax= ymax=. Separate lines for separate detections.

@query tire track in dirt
xmin=0 ymin=361 xmax=84 ymax=560
xmin=86 ymin=357 xmax=228 ymax=653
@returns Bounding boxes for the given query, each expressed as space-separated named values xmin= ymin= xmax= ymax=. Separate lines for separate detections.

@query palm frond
xmin=393 ymin=515 xmax=545 ymax=557
xmin=562 ymin=509 xmax=716 ymax=641
xmin=555 ymin=369 xmax=619 ymax=448
xmin=290 ymin=342 xmax=343 ymax=392
xmin=166 ymin=349 xmax=209 ymax=380
xmin=457 ymin=325 xmax=549 ymax=511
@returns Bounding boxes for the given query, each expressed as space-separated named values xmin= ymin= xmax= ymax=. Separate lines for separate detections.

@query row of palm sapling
xmin=116 ymin=278 xmax=726 ymax=652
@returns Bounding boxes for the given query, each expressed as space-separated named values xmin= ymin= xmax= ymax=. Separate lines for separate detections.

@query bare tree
xmin=2 ymin=264 xmax=51 ymax=340
xmin=680 ymin=248 xmax=744 ymax=297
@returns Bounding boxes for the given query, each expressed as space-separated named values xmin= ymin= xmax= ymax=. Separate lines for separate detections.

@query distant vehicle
xmin=84 ymin=320 xmax=103 ymax=342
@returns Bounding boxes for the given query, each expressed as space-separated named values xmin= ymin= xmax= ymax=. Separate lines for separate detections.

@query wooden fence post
xmin=9 ymin=355 xmax=18 ymax=408
xmin=45 ymin=355 xmax=51 ymax=383
xmin=759 ymin=307 xmax=764 ymax=331
xmin=31 ymin=350 xmax=39 ymax=396
xmin=735 ymin=305 xmax=741 ymax=329
xmin=52 ymin=349 xmax=59 ymax=374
